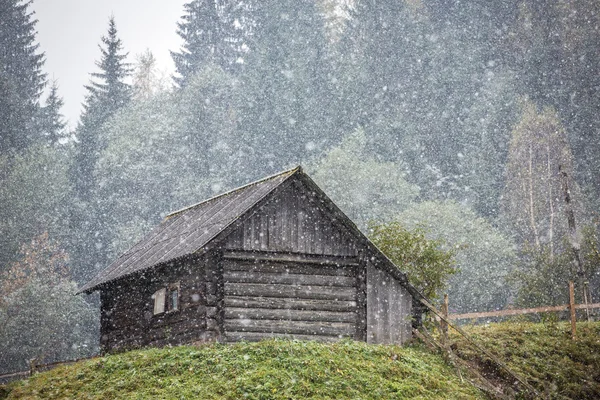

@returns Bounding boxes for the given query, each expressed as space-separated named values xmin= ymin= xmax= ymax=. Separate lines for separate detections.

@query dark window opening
xmin=170 ymin=289 xmax=179 ymax=311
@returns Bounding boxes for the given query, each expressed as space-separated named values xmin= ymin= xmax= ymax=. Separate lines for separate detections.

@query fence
xmin=447 ymin=281 xmax=600 ymax=340
xmin=0 ymin=355 xmax=97 ymax=385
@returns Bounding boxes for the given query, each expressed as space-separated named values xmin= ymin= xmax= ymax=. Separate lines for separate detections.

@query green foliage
xmin=509 ymin=247 xmax=574 ymax=308
xmin=38 ymin=81 xmax=68 ymax=146
xmin=510 ymin=225 xmax=600 ymax=307
xmin=95 ymin=66 xmax=243 ymax=258
xmin=0 ymin=279 xmax=98 ymax=375
xmin=453 ymin=321 xmax=600 ymax=399
xmin=369 ymin=221 xmax=456 ymax=300
xmin=94 ymin=92 xmax=188 ymax=258
xmin=459 ymin=72 xmax=520 ymax=218
xmin=0 ymin=233 xmax=97 ymax=374
xmin=396 ymin=201 xmax=517 ymax=313
xmin=70 ymin=17 xmax=132 ymax=281
xmin=84 ymin=17 xmax=132 ymax=111
xmin=310 ymin=130 xmax=419 ymax=228
xmin=0 ymin=144 xmax=72 ymax=271
xmin=4 ymin=340 xmax=482 ymax=399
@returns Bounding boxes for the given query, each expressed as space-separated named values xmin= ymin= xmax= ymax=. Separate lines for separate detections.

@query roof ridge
xmin=164 ymin=165 xmax=301 ymax=220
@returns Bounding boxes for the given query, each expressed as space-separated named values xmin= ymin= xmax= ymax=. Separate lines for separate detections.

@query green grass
xmin=454 ymin=321 xmax=600 ymax=399
xmin=2 ymin=339 xmax=482 ymax=400
xmin=5 ymin=321 xmax=598 ymax=399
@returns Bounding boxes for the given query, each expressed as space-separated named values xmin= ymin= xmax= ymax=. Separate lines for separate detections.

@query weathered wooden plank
xmin=289 ymin=191 xmax=298 ymax=250
xmin=297 ymin=207 xmax=307 ymax=253
xmin=260 ymin=208 xmax=269 ymax=250
xmin=215 ymin=250 xmax=225 ymax=339
xmin=225 ymin=262 xmax=357 ymax=277
xmin=223 ymin=255 xmax=359 ymax=271
xmin=224 ymin=296 xmax=357 ymax=312
xmin=366 ymin=261 xmax=412 ymax=345
xmin=224 ymin=283 xmax=357 ymax=301
xmin=226 ymin=227 xmax=243 ymax=248
xmin=355 ymin=251 xmax=368 ymax=341
xmin=221 ymin=182 xmax=361 ymax=256
xmin=225 ymin=331 xmax=342 ymax=343
xmin=224 ymin=319 xmax=355 ymax=336
xmin=223 ymin=270 xmax=356 ymax=287
xmin=225 ymin=307 xmax=356 ymax=323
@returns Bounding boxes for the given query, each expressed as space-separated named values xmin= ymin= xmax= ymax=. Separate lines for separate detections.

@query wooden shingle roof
xmin=78 ymin=167 xmax=299 ymax=293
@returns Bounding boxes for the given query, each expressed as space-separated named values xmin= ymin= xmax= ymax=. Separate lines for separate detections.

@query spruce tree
xmin=172 ymin=0 xmax=245 ymax=86
xmin=74 ymin=16 xmax=131 ymax=200
xmin=0 ymin=0 xmax=46 ymax=154
xmin=70 ymin=17 xmax=131 ymax=281
xmin=39 ymin=81 xmax=67 ymax=146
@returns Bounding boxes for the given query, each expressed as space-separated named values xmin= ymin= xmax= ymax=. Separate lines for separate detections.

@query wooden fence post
xmin=569 ymin=281 xmax=577 ymax=340
xmin=29 ymin=358 xmax=37 ymax=376
xmin=440 ymin=294 xmax=449 ymax=346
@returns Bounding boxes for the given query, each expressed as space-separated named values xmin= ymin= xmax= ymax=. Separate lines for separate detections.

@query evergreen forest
xmin=1 ymin=0 xmax=600 ymax=374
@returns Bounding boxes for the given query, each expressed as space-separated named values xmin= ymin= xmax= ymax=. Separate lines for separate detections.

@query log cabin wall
xmin=220 ymin=254 xmax=363 ymax=342
xmin=220 ymin=180 xmax=369 ymax=342
xmin=100 ymin=254 xmax=215 ymax=352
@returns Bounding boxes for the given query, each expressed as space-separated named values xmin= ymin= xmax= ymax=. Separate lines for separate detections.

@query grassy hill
xmin=453 ymin=321 xmax=600 ymax=400
xmin=2 ymin=340 xmax=481 ymax=400
xmin=2 ymin=321 xmax=599 ymax=399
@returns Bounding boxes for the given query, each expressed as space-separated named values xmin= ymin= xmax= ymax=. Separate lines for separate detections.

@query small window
xmin=170 ymin=289 xmax=179 ymax=311
xmin=168 ymin=282 xmax=180 ymax=312
xmin=152 ymin=288 xmax=166 ymax=315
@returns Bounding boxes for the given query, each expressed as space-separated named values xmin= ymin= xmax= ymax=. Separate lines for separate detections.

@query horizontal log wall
xmin=221 ymin=258 xmax=359 ymax=342
xmin=100 ymin=255 xmax=213 ymax=352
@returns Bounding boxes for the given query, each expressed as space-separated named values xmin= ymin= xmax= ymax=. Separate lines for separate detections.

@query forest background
xmin=1 ymin=0 xmax=600 ymax=374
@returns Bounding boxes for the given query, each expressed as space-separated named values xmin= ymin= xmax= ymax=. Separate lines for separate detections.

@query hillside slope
xmin=4 ymin=321 xmax=598 ymax=399
xmin=454 ymin=321 xmax=600 ymax=399
xmin=2 ymin=340 xmax=482 ymax=400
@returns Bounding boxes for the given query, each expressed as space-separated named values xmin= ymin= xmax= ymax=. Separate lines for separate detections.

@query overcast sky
xmin=33 ymin=0 xmax=188 ymax=128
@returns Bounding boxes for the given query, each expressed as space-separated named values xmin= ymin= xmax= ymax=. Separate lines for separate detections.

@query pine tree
xmin=74 ymin=16 xmax=131 ymax=201
xmin=84 ymin=17 xmax=131 ymax=115
xmin=39 ymin=81 xmax=67 ymax=146
xmin=70 ymin=17 xmax=131 ymax=281
xmin=171 ymin=0 xmax=245 ymax=86
xmin=0 ymin=0 xmax=46 ymax=154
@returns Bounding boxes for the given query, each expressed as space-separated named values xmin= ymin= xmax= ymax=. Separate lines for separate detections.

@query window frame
xmin=151 ymin=282 xmax=181 ymax=316
xmin=152 ymin=287 xmax=166 ymax=315
xmin=167 ymin=282 xmax=180 ymax=313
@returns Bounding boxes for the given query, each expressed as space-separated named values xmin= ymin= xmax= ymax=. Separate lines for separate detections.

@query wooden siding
xmin=100 ymin=255 xmax=214 ymax=352
xmin=224 ymin=181 xmax=358 ymax=256
xmin=221 ymin=257 xmax=360 ymax=342
xmin=366 ymin=261 xmax=413 ymax=345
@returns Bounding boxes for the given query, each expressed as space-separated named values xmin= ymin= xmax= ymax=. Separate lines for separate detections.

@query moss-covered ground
xmin=2 ymin=339 xmax=482 ymax=400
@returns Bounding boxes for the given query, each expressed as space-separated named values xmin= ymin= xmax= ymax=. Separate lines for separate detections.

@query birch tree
xmin=502 ymin=98 xmax=579 ymax=256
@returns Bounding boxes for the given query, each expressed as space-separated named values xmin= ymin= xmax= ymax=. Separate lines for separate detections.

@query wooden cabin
xmin=79 ymin=166 xmax=423 ymax=352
